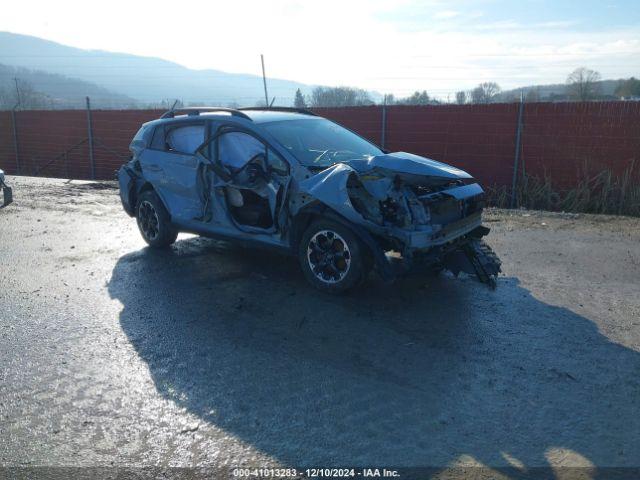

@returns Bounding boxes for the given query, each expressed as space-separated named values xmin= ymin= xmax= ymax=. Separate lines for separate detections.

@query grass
xmin=486 ymin=161 xmax=640 ymax=217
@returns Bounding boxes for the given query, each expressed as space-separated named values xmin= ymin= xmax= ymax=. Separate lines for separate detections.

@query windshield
xmin=262 ymin=118 xmax=383 ymax=167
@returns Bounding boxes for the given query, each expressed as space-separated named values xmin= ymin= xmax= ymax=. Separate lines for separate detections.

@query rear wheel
xmin=299 ymin=220 xmax=368 ymax=294
xmin=135 ymin=190 xmax=178 ymax=248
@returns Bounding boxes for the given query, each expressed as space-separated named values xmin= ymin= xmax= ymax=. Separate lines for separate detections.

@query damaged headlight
xmin=407 ymin=195 xmax=430 ymax=225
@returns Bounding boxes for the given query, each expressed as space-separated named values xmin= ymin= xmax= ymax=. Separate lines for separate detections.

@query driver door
xmin=200 ymin=128 xmax=290 ymax=232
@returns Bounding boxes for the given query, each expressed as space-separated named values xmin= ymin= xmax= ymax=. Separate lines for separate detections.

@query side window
xmin=150 ymin=125 xmax=165 ymax=150
xmin=165 ymin=125 xmax=205 ymax=154
xmin=218 ymin=131 xmax=266 ymax=170
xmin=150 ymin=123 xmax=205 ymax=154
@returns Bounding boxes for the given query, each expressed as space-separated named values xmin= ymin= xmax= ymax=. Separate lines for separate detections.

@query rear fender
xmin=117 ymin=163 xmax=140 ymax=216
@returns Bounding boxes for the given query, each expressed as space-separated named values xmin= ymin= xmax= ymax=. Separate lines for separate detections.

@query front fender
xmin=294 ymin=203 xmax=395 ymax=282
xmin=298 ymin=163 xmax=364 ymax=225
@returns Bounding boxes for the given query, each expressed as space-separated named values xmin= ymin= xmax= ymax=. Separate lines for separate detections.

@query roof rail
xmin=160 ymin=107 xmax=252 ymax=120
xmin=239 ymin=106 xmax=317 ymax=116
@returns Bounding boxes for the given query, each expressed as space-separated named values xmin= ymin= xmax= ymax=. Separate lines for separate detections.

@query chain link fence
xmin=1 ymin=100 xmax=639 ymax=214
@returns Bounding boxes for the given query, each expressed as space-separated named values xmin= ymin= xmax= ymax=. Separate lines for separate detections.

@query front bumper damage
xmin=296 ymin=153 xmax=502 ymax=288
xmin=383 ymin=226 xmax=501 ymax=288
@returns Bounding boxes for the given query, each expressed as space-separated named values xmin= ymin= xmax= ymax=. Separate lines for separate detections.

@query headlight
xmin=0 ymin=169 xmax=4 ymax=183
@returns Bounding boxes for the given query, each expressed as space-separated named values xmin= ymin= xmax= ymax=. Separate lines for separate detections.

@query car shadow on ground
xmin=107 ymin=236 xmax=640 ymax=474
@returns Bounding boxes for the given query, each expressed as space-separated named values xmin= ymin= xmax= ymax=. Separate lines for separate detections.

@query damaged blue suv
xmin=118 ymin=107 xmax=500 ymax=293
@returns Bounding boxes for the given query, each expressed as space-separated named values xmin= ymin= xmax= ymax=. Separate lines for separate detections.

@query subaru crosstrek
xmin=118 ymin=107 xmax=500 ymax=293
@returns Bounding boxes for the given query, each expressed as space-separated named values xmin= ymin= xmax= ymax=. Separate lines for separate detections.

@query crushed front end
xmin=350 ymin=171 xmax=501 ymax=287
xmin=298 ymin=152 xmax=502 ymax=287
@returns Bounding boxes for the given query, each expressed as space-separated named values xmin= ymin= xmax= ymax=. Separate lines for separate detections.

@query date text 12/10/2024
xmin=232 ymin=468 xmax=400 ymax=478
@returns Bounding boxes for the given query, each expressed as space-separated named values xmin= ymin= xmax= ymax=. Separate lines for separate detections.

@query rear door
xmin=139 ymin=121 xmax=207 ymax=222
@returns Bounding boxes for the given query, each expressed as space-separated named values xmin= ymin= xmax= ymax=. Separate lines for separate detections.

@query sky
xmin=1 ymin=0 xmax=639 ymax=99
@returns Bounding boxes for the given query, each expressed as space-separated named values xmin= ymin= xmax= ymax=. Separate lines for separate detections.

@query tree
xmin=455 ymin=91 xmax=467 ymax=104
xmin=566 ymin=67 xmax=602 ymax=101
xmin=382 ymin=93 xmax=395 ymax=105
xmin=400 ymin=90 xmax=430 ymax=105
xmin=0 ymin=78 xmax=51 ymax=109
xmin=294 ymin=88 xmax=307 ymax=108
xmin=309 ymin=86 xmax=373 ymax=107
xmin=525 ymin=88 xmax=541 ymax=103
xmin=614 ymin=77 xmax=640 ymax=98
xmin=470 ymin=82 xmax=501 ymax=104
xmin=158 ymin=98 xmax=183 ymax=110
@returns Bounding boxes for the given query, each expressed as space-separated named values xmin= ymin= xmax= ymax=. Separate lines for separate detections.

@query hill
xmin=0 ymin=31 xmax=312 ymax=106
xmin=0 ymin=63 xmax=137 ymax=109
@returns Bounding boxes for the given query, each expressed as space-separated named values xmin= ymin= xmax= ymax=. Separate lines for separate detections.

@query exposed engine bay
xmin=295 ymin=152 xmax=501 ymax=287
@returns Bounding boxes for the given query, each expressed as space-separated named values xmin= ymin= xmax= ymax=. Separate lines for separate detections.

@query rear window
xmin=131 ymin=125 xmax=154 ymax=150
xmin=150 ymin=123 xmax=205 ymax=154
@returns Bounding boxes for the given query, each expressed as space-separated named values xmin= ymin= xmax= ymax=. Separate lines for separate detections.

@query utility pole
xmin=510 ymin=91 xmax=524 ymax=209
xmin=381 ymin=94 xmax=387 ymax=149
xmin=86 ymin=96 xmax=96 ymax=180
xmin=14 ymin=78 xmax=21 ymax=108
xmin=261 ymin=54 xmax=269 ymax=107
xmin=12 ymin=78 xmax=21 ymax=174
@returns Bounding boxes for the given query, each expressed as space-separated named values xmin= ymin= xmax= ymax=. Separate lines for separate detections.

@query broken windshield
xmin=262 ymin=118 xmax=383 ymax=168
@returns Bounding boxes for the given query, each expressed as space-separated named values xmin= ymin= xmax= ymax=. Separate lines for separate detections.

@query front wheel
xmin=298 ymin=220 xmax=369 ymax=294
xmin=135 ymin=190 xmax=178 ymax=248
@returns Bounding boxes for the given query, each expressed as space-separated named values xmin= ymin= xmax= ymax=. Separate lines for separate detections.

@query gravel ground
xmin=1 ymin=176 xmax=639 ymax=477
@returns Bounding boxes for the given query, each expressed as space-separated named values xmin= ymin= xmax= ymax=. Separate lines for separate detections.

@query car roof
xmin=144 ymin=108 xmax=320 ymax=128
xmin=241 ymin=109 xmax=319 ymax=124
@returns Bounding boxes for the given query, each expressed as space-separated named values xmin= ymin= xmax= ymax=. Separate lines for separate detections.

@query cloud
xmin=473 ymin=19 xmax=580 ymax=31
xmin=434 ymin=10 xmax=460 ymax=19
xmin=1 ymin=0 xmax=638 ymax=100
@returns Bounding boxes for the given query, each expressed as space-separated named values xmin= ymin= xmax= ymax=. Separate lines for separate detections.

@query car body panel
xmin=345 ymin=152 xmax=473 ymax=179
xmin=138 ymin=148 xmax=204 ymax=222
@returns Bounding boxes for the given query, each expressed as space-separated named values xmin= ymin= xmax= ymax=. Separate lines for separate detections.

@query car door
xmin=139 ymin=121 xmax=207 ymax=222
xmin=196 ymin=125 xmax=290 ymax=233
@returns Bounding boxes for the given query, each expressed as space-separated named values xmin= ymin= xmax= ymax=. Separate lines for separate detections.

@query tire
xmin=135 ymin=190 xmax=178 ymax=248
xmin=298 ymin=219 xmax=369 ymax=294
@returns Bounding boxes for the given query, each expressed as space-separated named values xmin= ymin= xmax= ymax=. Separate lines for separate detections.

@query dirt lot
xmin=1 ymin=176 xmax=640 ymax=477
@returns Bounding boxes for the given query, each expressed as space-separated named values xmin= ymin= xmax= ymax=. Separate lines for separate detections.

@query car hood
xmin=342 ymin=152 xmax=473 ymax=180
xmin=298 ymin=151 xmax=479 ymax=227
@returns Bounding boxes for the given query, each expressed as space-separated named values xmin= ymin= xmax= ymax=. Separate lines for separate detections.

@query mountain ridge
xmin=0 ymin=31 xmax=312 ymax=106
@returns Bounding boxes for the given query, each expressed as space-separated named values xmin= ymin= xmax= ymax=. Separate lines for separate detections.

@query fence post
xmin=11 ymin=109 xmax=20 ymax=175
xmin=381 ymin=95 xmax=387 ymax=149
xmin=86 ymin=96 xmax=95 ymax=180
xmin=510 ymin=92 xmax=524 ymax=208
